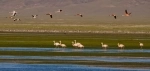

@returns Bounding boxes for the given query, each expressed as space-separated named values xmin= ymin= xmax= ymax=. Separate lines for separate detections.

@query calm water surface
xmin=1 ymin=56 xmax=150 ymax=63
xmin=0 ymin=47 xmax=149 ymax=53
xmin=0 ymin=63 xmax=149 ymax=71
xmin=0 ymin=47 xmax=150 ymax=71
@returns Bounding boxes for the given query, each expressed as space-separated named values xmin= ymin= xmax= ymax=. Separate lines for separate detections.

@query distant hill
xmin=0 ymin=0 xmax=150 ymax=17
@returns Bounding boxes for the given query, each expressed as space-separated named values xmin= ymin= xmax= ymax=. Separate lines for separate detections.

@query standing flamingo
xmin=53 ymin=41 xmax=60 ymax=48
xmin=118 ymin=43 xmax=125 ymax=49
xmin=74 ymin=40 xmax=81 ymax=46
xmin=78 ymin=44 xmax=84 ymax=49
xmin=101 ymin=42 xmax=108 ymax=49
xmin=59 ymin=41 xmax=66 ymax=48
xmin=72 ymin=42 xmax=78 ymax=48
xmin=139 ymin=42 xmax=144 ymax=49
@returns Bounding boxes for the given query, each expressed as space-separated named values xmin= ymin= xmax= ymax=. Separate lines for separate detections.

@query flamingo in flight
xmin=10 ymin=10 xmax=17 ymax=16
xmin=13 ymin=18 xmax=21 ymax=21
xmin=122 ymin=10 xmax=131 ymax=16
xmin=46 ymin=13 xmax=53 ymax=18
xmin=109 ymin=14 xmax=117 ymax=19
xmin=56 ymin=9 xmax=62 ymax=13
xmin=76 ymin=14 xmax=83 ymax=17
xmin=32 ymin=15 xmax=38 ymax=18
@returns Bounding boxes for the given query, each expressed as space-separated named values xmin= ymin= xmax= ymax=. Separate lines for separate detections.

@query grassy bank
xmin=0 ymin=32 xmax=150 ymax=48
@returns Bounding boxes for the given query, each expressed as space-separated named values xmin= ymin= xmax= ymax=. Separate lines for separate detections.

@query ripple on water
xmin=0 ymin=47 xmax=149 ymax=53
xmin=0 ymin=63 xmax=149 ymax=71
xmin=0 ymin=56 xmax=150 ymax=63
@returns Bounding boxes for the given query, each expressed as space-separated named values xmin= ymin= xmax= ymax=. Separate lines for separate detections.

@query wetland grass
xmin=0 ymin=32 xmax=150 ymax=49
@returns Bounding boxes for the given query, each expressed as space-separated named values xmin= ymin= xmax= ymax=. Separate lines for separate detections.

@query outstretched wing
xmin=129 ymin=13 xmax=131 ymax=15
xmin=32 ymin=15 xmax=34 ymax=17
xmin=114 ymin=16 xmax=117 ymax=19
xmin=125 ymin=10 xmax=128 ymax=14
xmin=50 ymin=15 xmax=53 ymax=18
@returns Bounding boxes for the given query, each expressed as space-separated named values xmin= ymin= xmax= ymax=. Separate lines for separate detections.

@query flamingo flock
xmin=6 ymin=9 xmax=132 ymax=21
xmin=53 ymin=40 xmax=144 ymax=49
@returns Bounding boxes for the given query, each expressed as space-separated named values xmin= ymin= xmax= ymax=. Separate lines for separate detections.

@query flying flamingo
xmin=10 ymin=10 xmax=17 ymax=16
xmin=13 ymin=18 xmax=21 ymax=21
xmin=101 ymin=42 xmax=108 ymax=49
xmin=139 ymin=42 xmax=144 ymax=49
xmin=59 ymin=41 xmax=66 ymax=48
xmin=122 ymin=10 xmax=131 ymax=16
xmin=74 ymin=40 xmax=81 ymax=46
xmin=76 ymin=14 xmax=83 ymax=17
xmin=56 ymin=9 xmax=62 ymax=13
xmin=46 ymin=13 xmax=53 ymax=18
xmin=109 ymin=14 xmax=117 ymax=19
xmin=118 ymin=43 xmax=125 ymax=49
xmin=32 ymin=15 xmax=38 ymax=18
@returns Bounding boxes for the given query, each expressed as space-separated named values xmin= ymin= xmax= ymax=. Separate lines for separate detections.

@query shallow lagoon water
xmin=0 ymin=63 xmax=149 ymax=71
xmin=0 ymin=47 xmax=149 ymax=53
xmin=1 ymin=55 xmax=150 ymax=63
xmin=0 ymin=47 xmax=150 ymax=71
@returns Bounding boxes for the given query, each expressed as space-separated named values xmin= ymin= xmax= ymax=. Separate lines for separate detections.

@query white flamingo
xmin=118 ymin=43 xmax=125 ymax=49
xmin=74 ymin=40 xmax=81 ymax=46
xmin=78 ymin=44 xmax=84 ymax=49
xmin=72 ymin=42 xmax=78 ymax=48
xmin=59 ymin=41 xmax=66 ymax=48
xmin=101 ymin=42 xmax=108 ymax=49
xmin=139 ymin=42 xmax=144 ymax=49
xmin=53 ymin=41 xmax=60 ymax=48
xmin=10 ymin=10 xmax=17 ymax=16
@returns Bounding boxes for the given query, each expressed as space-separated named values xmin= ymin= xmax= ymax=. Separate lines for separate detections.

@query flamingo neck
xmin=60 ymin=41 xmax=61 ymax=44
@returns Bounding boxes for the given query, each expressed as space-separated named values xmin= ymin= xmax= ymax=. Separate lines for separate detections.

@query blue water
xmin=0 ymin=47 xmax=150 ymax=71
xmin=1 ymin=56 xmax=150 ymax=63
xmin=0 ymin=63 xmax=149 ymax=71
xmin=0 ymin=47 xmax=149 ymax=53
